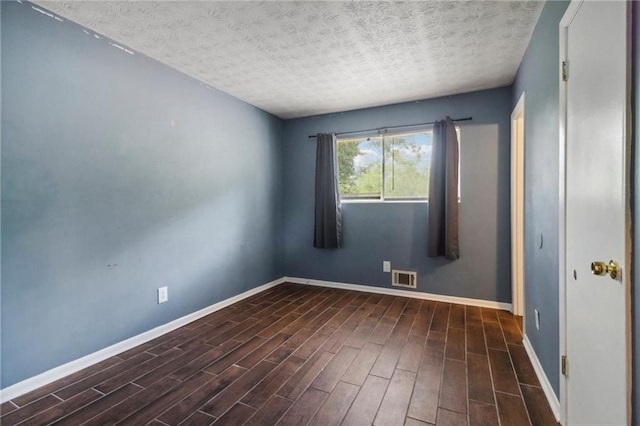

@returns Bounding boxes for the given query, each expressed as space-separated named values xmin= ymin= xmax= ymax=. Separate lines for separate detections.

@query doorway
xmin=511 ymin=94 xmax=525 ymax=318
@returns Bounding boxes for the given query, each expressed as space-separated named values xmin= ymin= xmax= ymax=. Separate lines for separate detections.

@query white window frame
xmin=337 ymin=126 xmax=460 ymax=203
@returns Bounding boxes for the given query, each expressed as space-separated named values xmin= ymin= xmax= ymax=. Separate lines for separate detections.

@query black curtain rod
xmin=307 ymin=116 xmax=472 ymax=139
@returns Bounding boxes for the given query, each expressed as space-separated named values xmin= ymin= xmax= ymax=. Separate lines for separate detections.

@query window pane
xmin=337 ymin=137 xmax=382 ymax=199
xmin=383 ymin=133 xmax=431 ymax=199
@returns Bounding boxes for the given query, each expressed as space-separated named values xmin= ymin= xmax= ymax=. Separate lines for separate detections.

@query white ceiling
xmin=35 ymin=1 xmax=544 ymax=119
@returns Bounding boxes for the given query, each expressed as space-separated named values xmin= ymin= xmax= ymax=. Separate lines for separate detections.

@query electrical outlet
xmin=534 ymin=309 xmax=540 ymax=330
xmin=383 ymin=261 xmax=391 ymax=273
xmin=158 ymin=286 xmax=168 ymax=304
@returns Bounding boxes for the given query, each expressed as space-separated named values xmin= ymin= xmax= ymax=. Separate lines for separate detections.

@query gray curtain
xmin=314 ymin=133 xmax=342 ymax=249
xmin=428 ymin=117 xmax=459 ymax=259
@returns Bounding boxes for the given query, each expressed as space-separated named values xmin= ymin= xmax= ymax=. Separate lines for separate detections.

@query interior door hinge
xmin=562 ymin=61 xmax=568 ymax=82
xmin=561 ymin=355 xmax=568 ymax=376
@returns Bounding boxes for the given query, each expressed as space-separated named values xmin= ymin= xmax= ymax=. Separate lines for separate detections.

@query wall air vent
xmin=392 ymin=270 xmax=417 ymax=289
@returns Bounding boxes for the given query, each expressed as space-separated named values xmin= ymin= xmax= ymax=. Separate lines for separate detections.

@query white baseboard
xmin=1 ymin=275 xmax=511 ymax=403
xmin=0 ymin=277 xmax=285 ymax=403
xmin=522 ymin=334 xmax=561 ymax=421
xmin=283 ymin=276 xmax=512 ymax=311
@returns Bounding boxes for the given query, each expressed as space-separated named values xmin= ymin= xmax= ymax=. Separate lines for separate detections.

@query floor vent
xmin=392 ymin=270 xmax=417 ymax=289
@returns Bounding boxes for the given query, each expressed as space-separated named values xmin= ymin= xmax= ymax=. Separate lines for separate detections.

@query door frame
xmin=558 ymin=1 xmax=633 ymax=424
xmin=558 ymin=5 xmax=577 ymax=423
xmin=511 ymin=93 xmax=525 ymax=318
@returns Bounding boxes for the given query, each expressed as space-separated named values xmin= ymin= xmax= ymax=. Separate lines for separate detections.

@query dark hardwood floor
xmin=1 ymin=283 xmax=558 ymax=425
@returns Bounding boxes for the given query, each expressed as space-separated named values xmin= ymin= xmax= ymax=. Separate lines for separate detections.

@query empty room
xmin=1 ymin=0 xmax=637 ymax=425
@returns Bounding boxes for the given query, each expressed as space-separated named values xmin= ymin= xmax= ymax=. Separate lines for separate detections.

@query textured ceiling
xmin=34 ymin=1 xmax=543 ymax=119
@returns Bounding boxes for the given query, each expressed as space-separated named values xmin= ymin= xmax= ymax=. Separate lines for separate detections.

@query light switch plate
xmin=383 ymin=261 xmax=391 ymax=273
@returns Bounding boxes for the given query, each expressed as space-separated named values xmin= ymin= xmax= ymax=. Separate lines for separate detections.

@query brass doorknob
xmin=591 ymin=260 xmax=619 ymax=279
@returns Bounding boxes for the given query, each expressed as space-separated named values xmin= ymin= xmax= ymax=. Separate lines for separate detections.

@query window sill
xmin=341 ymin=199 xmax=429 ymax=204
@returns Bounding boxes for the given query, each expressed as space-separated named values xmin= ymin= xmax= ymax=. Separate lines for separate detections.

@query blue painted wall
xmin=512 ymin=0 xmax=570 ymax=398
xmin=633 ymin=1 xmax=639 ymax=422
xmin=281 ymin=87 xmax=513 ymax=303
xmin=1 ymin=2 xmax=283 ymax=388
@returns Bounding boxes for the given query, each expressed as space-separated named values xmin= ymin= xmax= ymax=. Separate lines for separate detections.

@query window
xmin=337 ymin=128 xmax=460 ymax=201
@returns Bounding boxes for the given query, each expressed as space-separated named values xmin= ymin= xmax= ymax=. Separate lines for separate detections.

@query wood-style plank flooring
xmin=1 ymin=283 xmax=558 ymax=425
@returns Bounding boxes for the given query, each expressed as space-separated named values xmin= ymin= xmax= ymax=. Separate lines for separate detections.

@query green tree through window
xmin=336 ymin=128 xmax=459 ymax=201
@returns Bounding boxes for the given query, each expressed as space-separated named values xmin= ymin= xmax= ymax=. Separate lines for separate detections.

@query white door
xmin=562 ymin=1 xmax=630 ymax=424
